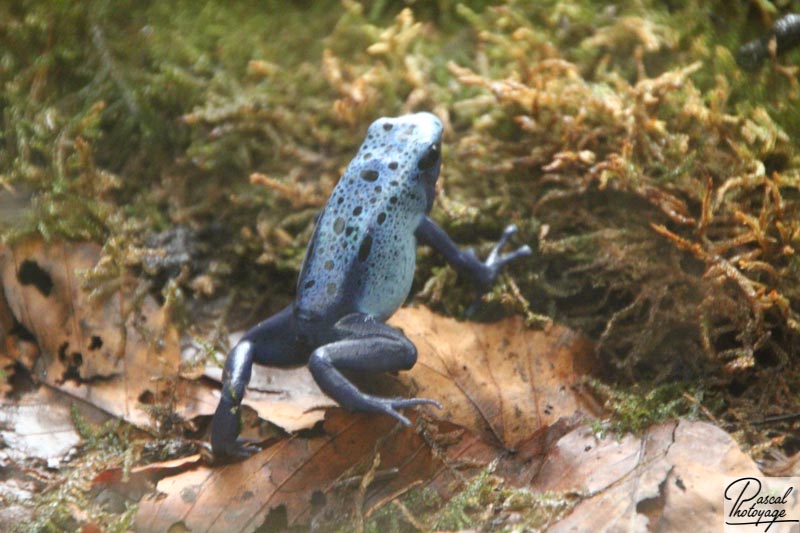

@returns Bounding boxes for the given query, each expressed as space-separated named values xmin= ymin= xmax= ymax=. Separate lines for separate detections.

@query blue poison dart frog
xmin=212 ymin=112 xmax=531 ymax=457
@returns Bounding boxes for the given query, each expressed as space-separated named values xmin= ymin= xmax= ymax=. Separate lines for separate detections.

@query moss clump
xmin=360 ymin=487 xmax=441 ymax=533
xmin=586 ymin=379 xmax=706 ymax=436
xmin=8 ymin=0 xmax=798 ymax=385
xmin=361 ymin=467 xmax=578 ymax=532
xmin=432 ymin=467 xmax=499 ymax=531
xmin=18 ymin=407 xmax=138 ymax=533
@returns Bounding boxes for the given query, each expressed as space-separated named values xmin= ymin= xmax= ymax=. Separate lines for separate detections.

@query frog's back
xmin=295 ymin=113 xmax=443 ymax=323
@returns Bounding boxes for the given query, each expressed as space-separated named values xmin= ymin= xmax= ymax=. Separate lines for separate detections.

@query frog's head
xmin=363 ymin=112 xmax=443 ymax=213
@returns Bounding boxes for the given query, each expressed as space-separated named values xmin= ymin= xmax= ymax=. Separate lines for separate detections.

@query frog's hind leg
xmin=212 ymin=304 xmax=301 ymax=458
xmin=308 ymin=313 xmax=442 ymax=425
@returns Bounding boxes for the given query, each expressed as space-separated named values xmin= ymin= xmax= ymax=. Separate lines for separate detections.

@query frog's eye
xmin=417 ymin=142 xmax=441 ymax=171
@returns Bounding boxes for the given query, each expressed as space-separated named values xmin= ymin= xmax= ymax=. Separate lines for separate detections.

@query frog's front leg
xmin=307 ymin=313 xmax=442 ymax=425
xmin=212 ymin=304 xmax=301 ymax=458
xmin=415 ymin=216 xmax=532 ymax=290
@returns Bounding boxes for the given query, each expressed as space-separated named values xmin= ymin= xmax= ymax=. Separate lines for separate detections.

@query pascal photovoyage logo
xmin=724 ymin=477 xmax=800 ymax=532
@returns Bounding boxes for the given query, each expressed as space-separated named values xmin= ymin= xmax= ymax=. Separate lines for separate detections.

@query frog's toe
xmin=380 ymin=397 xmax=442 ymax=425
xmin=391 ymin=397 xmax=443 ymax=410
xmin=382 ymin=406 xmax=412 ymax=426
xmin=487 ymin=224 xmax=518 ymax=263
xmin=232 ymin=441 xmax=261 ymax=458
xmin=485 ymin=244 xmax=532 ymax=273
xmin=500 ymin=244 xmax=532 ymax=266
xmin=488 ymin=224 xmax=532 ymax=266
xmin=503 ymin=223 xmax=520 ymax=238
xmin=214 ymin=439 xmax=260 ymax=460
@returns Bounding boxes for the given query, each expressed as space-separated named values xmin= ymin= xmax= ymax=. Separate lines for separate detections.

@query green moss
xmin=360 ymin=468 xmax=578 ymax=532
xmin=21 ymin=407 xmax=137 ymax=532
xmin=587 ymin=378 xmax=697 ymax=436
xmin=503 ymin=489 xmax=582 ymax=531
xmin=433 ymin=467 xmax=499 ymax=530
xmin=360 ymin=487 xmax=440 ymax=533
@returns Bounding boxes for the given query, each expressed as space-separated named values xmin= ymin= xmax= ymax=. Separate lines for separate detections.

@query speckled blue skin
xmin=212 ymin=113 xmax=531 ymax=458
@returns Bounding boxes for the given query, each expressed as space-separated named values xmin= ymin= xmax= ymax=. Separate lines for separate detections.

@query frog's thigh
xmin=308 ymin=314 xmax=418 ymax=408
xmin=315 ymin=313 xmax=417 ymax=372
xmin=241 ymin=304 xmax=305 ymax=366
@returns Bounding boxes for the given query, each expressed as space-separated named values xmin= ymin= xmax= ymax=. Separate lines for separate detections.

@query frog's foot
xmin=213 ymin=438 xmax=261 ymax=461
xmin=211 ymin=398 xmax=261 ymax=459
xmin=487 ymin=224 xmax=532 ymax=266
xmin=363 ymin=396 xmax=443 ymax=426
xmin=479 ymin=224 xmax=532 ymax=287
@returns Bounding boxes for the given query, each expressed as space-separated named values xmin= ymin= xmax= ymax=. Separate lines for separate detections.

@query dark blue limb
xmin=308 ymin=313 xmax=442 ymax=426
xmin=415 ymin=216 xmax=532 ymax=290
xmin=211 ymin=304 xmax=301 ymax=458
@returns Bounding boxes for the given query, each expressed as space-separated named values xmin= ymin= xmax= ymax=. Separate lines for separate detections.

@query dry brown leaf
xmin=532 ymin=420 xmax=761 ymax=532
xmin=135 ymin=411 xmax=440 ymax=532
xmin=0 ymin=238 xmax=206 ymax=428
xmin=0 ymin=354 xmax=12 ymax=397
xmin=134 ymin=413 xmax=759 ymax=532
xmin=0 ymin=386 xmax=109 ymax=462
xmin=93 ymin=453 xmax=203 ymax=493
xmin=136 ymin=308 xmax=597 ymax=531
xmin=394 ymin=306 xmax=596 ymax=449
xmin=0 ymin=280 xmax=38 ymax=392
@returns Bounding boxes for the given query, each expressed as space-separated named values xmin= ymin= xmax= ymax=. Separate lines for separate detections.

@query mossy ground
xmin=3 ymin=0 xmax=800 ymax=530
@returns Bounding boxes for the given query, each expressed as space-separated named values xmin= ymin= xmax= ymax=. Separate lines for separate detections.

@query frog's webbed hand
xmin=307 ymin=313 xmax=442 ymax=425
xmin=415 ymin=217 xmax=532 ymax=291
